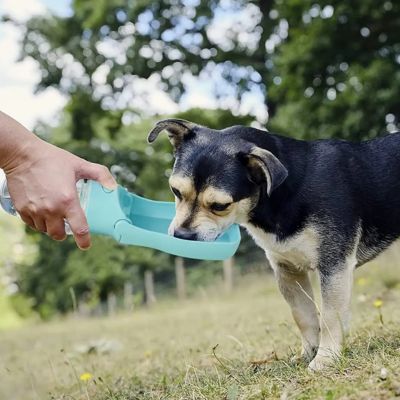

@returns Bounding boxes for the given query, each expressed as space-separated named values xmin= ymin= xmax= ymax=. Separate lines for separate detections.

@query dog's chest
xmin=243 ymin=223 xmax=320 ymax=271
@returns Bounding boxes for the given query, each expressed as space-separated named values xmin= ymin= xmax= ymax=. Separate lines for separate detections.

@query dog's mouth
xmin=196 ymin=232 xmax=222 ymax=242
xmin=168 ymin=223 xmax=225 ymax=242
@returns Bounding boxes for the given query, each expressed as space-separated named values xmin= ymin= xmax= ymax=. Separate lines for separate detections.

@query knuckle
xmin=27 ymin=204 xmax=38 ymax=215
xmin=59 ymin=192 xmax=75 ymax=207
xmin=16 ymin=201 xmax=36 ymax=215
xmin=42 ymin=203 xmax=57 ymax=215
xmin=100 ymin=165 xmax=110 ymax=177
xmin=98 ymin=164 xmax=109 ymax=174
xmin=75 ymin=225 xmax=89 ymax=237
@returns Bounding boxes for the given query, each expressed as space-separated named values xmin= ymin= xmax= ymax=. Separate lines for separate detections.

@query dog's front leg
xmin=272 ymin=262 xmax=320 ymax=362
xmin=308 ymin=263 xmax=354 ymax=371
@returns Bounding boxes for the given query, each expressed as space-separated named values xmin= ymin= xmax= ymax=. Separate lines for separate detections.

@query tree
xmin=13 ymin=0 xmax=399 ymax=141
xmin=12 ymin=0 xmax=275 ymax=140
xmin=267 ymin=0 xmax=400 ymax=139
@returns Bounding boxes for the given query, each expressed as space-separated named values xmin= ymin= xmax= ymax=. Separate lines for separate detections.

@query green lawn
xmin=1 ymin=249 xmax=400 ymax=400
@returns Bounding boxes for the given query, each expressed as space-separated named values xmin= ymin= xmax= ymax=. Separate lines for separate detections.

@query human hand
xmin=3 ymin=137 xmax=117 ymax=249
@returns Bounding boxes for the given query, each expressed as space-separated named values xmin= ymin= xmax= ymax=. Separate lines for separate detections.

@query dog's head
xmin=148 ymin=119 xmax=287 ymax=241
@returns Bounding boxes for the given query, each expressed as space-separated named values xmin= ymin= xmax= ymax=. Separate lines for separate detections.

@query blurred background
xmin=0 ymin=0 xmax=399 ymax=326
xmin=2 ymin=1 xmax=400 ymax=399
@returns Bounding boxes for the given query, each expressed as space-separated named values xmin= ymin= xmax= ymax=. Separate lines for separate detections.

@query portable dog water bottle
xmin=0 ymin=178 xmax=241 ymax=260
xmin=84 ymin=180 xmax=241 ymax=260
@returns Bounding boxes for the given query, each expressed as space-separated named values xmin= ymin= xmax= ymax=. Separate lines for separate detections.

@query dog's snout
xmin=173 ymin=227 xmax=198 ymax=241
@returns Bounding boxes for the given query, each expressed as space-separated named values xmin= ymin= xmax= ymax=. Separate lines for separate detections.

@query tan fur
xmin=168 ymin=175 xmax=195 ymax=199
xmin=243 ymin=223 xmax=320 ymax=272
xmin=244 ymin=222 xmax=360 ymax=370
xmin=308 ymin=234 xmax=359 ymax=371
xmin=168 ymin=176 xmax=254 ymax=240
xmin=273 ymin=265 xmax=320 ymax=361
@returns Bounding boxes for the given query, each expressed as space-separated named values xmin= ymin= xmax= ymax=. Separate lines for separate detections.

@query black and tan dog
xmin=148 ymin=119 xmax=400 ymax=370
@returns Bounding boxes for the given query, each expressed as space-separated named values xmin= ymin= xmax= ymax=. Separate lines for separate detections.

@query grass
xmin=1 ymin=249 xmax=400 ymax=400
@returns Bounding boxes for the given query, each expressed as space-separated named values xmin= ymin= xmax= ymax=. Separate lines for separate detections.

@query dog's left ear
xmin=147 ymin=119 xmax=195 ymax=148
xmin=239 ymin=147 xmax=288 ymax=196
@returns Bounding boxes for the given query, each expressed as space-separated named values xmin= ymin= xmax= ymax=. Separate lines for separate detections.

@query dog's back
xmin=268 ymin=131 xmax=400 ymax=266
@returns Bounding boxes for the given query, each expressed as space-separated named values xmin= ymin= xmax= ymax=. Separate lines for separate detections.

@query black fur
xmin=171 ymin=124 xmax=400 ymax=276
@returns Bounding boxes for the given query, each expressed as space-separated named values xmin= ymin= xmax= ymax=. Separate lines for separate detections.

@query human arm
xmin=0 ymin=111 xmax=117 ymax=249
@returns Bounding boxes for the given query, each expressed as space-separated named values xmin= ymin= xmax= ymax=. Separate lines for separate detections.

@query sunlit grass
xmin=1 ymin=246 xmax=400 ymax=399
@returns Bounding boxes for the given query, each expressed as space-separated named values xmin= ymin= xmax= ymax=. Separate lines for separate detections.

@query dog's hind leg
xmin=308 ymin=261 xmax=355 ymax=371
xmin=273 ymin=263 xmax=320 ymax=362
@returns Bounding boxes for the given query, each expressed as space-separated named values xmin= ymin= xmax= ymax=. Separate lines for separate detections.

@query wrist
xmin=0 ymin=111 xmax=43 ymax=174
xmin=1 ymin=132 xmax=43 ymax=175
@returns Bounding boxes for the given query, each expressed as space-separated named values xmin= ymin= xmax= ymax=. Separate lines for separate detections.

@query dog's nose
xmin=173 ymin=227 xmax=198 ymax=241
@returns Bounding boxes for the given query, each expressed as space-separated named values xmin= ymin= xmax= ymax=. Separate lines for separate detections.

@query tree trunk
xmin=175 ymin=257 xmax=186 ymax=300
xmin=123 ymin=282 xmax=134 ymax=311
xmin=144 ymin=270 xmax=156 ymax=306
xmin=107 ymin=292 xmax=117 ymax=316
xmin=223 ymin=257 xmax=234 ymax=293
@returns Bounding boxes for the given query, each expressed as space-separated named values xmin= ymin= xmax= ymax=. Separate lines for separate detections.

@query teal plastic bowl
xmin=82 ymin=180 xmax=241 ymax=260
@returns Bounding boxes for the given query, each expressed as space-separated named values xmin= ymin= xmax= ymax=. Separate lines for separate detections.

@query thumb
xmin=78 ymin=161 xmax=117 ymax=190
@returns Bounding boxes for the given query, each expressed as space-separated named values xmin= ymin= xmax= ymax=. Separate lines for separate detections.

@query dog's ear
xmin=239 ymin=147 xmax=288 ymax=196
xmin=147 ymin=119 xmax=195 ymax=148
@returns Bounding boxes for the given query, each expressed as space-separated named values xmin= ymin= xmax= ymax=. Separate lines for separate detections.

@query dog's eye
xmin=171 ymin=186 xmax=182 ymax=200
xmin=210 ymin=202 xmax=231 ymax=212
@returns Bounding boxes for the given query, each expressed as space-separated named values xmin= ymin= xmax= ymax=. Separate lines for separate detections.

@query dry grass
xmin=1 ymin=248 xmax=400 ymax=400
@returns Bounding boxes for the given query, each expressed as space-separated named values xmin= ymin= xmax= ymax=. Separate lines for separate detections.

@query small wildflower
xmin=356 ymin=277 xmax=368 ymax=286
xmin=373 ymin=299 xmax=383 ymax=308
xmin=80 ymin=372 xmax=93 ymax=382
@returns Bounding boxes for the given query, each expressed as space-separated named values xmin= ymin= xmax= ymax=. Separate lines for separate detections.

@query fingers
xmin=33 ymin=218 xmax=47 ymax=233
xmin=21 ymin=201 xmax=85 ymax=246
xmin=19 ymin=214 xmax=36 ymax=231
xmin=45 ymin=218 xmax=67 ymax=241
xmin=78 ymin=162 xmax=117 ymax=190
xmin=22 ymin=215 xmax=46 ymax=233
xmin=65 ymin=200 xmax=91 ymax=250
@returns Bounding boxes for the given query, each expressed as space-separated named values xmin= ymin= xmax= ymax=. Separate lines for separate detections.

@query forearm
xmin=0 ymin=111 xmax=42 ymax=173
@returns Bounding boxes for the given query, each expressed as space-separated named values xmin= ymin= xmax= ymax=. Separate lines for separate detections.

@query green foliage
xmin=268 ymin=0 xmax=400 ymax=139
xmin=0 ymin=291 xmax=22 ymax=330
xmin=175 ymin=108 xmax=253 ymax=130
xmin=16 ymin=0 xmax=399 ymax=142
xmin=10 ymin=0 xmax=400 ymax=318
xmin=0 ymin=214 xmax=36 ymax=326
xmin=17 ymin=0 xmax=274 ymax=137
xmin=8 ymin=293 xmax=35 ymax=319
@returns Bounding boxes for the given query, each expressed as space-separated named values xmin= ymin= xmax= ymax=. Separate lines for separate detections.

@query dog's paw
xmin=301 ymin=346 xmax=318 ymax=363
xmin=308 ymin=354 xmax=334 ymax=372
xmin=290 ymin=346 xmax=318 ymax=366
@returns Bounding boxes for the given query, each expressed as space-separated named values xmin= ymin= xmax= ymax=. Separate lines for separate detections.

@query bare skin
xmin=0 ymin=111 xmax=117 ymax=249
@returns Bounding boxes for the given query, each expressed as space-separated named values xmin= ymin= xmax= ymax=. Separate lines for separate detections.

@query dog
xmin=147 ymin=118 xmax=400 ymax=370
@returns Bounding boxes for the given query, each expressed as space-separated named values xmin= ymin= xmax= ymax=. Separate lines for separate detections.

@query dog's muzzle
xmin=173 ymin=227 xmax=198 ymax=241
